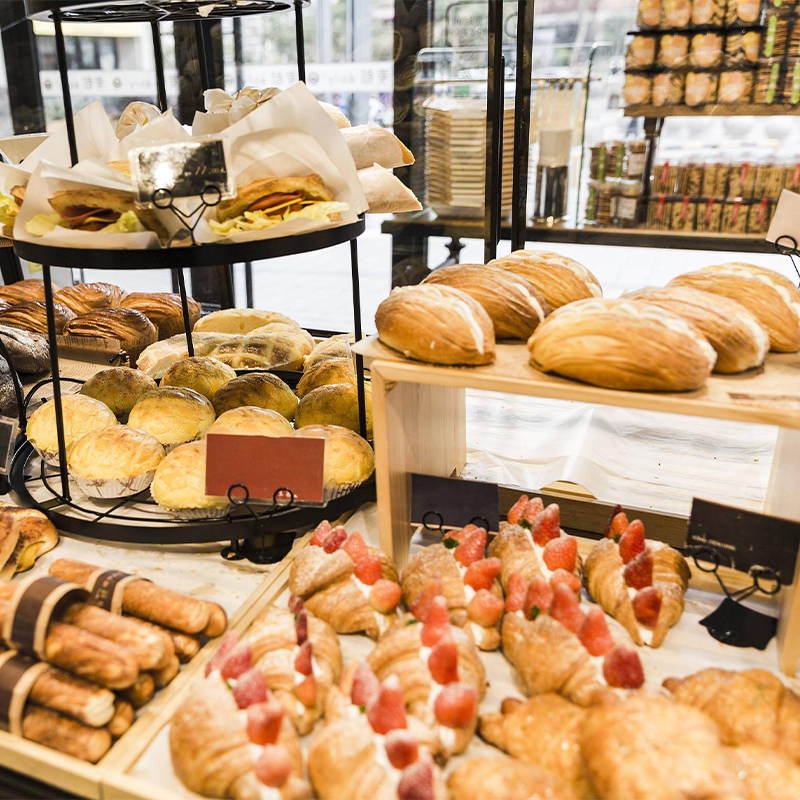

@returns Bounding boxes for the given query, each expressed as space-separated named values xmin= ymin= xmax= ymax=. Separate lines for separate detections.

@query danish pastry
xmin=120 ymin=292 xmax=201 ymax=339
xmin=54 ymin=281 xmax=126 ymax=315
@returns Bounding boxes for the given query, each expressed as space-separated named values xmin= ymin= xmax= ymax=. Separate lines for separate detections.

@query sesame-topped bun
xmin=294 ymin=424 xmax=374 ymax=487
xmin=208 ymin=406 xmax=294 ymax=437
xmin=160 ymin=356 xmax=237 ymax=403
xmin=375 ymin=284 xmax=496 ymax=366
xmin=128 ymin=386 xmax=216 ymax=449
xmin=79 ymin=366 xmax=157 ymax=418
xmin=528 ymin=297 xmax=717 ymax=392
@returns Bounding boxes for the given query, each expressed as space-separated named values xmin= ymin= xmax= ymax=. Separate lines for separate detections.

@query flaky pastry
xmin=447 ymin=755 xmax=578 ymax=800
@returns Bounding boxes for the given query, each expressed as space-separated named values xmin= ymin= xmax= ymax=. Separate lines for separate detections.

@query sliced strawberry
xmin=618 ymin=520 xmax=645 ymax=564
xmin=366 ymin=675 xmax=407 ymax=734
xmin=322 ymin=526 xmax=347 ymax=553
xmin=233 ymin=668 xmax=268 ymax=708
xmin=463 ymin=557 xmax=502 ymax=591
xmin=467 ymin=589 xmax=504 ymax=627
xmin=549 ymin=583 xmax=585 ymax=634
xmin=603 ymin=645 xmax=645 ymax=689
xmin=605 ymin=507 xmax=629 ymax=542
xmin=288 ymin=594 xmax=304 ymax=614
xmin=428 ymin=633 xmax=458 ymax=685
xmin=532 ymin=504 xmax=561 ymax=546
xmin=433 ymin=682 xmax=478 ymax=728
xmin=505 ymin=572 xmax=527 ymax=614
xmin=521 ymin=497 xmax=545 ymax=528
xmin=384 ymin=729 xmax=419 ymax=770
xmin=310 ymin=520 xmax=331 ymax=547
xmin=524 ymin=577 xmax=553 ymax=620
xmin=445 ymin=525 xmax=470 ymax=545
xmin=254 ymin=744 xmax=293 ymax=788
xmin=578 ymin=608 xmax=614 ymax=656
xmin=295 ymin=674 xmax=317 ymax=707
xmin=370 ymin=579 xmax=402 ymax=613
xmin=354 ymin=554 xmax=382 ymax=585
xmin=633 ymin=586 xmax=662 ymax=628
xmin=246 ymin=696 xmax=284 ymax=745
xmin=343 ymin=531 xmax=368 ymax=562
xmin=623 ymin=549 xmax=653 ymax=589
xmin=507 ymin=495 xmax=529 ymax=526
xmin=543 ymin=536 xmax=578 ymax=572
xmin=220 ymin=641 xmax=252 ymax=680
xmin=411 ymin=578 xmax=442 ymax=622
xmin=294 ymin=641 xmax=313 ymax=676
xmin=421 ymin=596 xmax=450 ymax=647
xmin=351 ymin=662 xmax=380 ymax=708
xmin=549 ymin=568 xmax=582 ymax=594
xmin=397 ymin=758 xmax=435 ymax=800
xmin=454 ymin=526 xmax=487 ymax=567
xmin=205 ymin=631 xmax=239 ymax=676
xmin=295 ymin=609 xmax=308 ymax=645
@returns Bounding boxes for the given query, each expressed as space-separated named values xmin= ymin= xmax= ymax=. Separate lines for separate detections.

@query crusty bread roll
xmin=160 ymin=357 xmax=236 ymax=403
xmin=208 ymin=406 xmax=294 ymax=437
xmin=68 ymin=425 xmax=164 ymax=480
xmin=248 ymin=322 xmax=303 ymax=337
xmin=296 ymin=357 xmax=356 ymax=398
xmin=422 ymin=264 xmax=549 ymax=339
xmin=193 ymin=308 xmax=298 ymax=335
xmin=0 ymin=279 xmax=57 ymax=305
xmin=207 ymin=330 xmax=313 ymax=370
xmin=304 ymin=334 xmax=353 ymax=371
xmin=625 ymin=286 xmax=769 ymax=373
xmin=489 ymin=249 xmax=602 ymax=310
xmin=375 ymin=284 xmax=495 ymax=365
xmin=54 ymin=282 xmax=126 ymax=315
xmin=669 ymin=263 xmax=800 ymax=353
xmin=212 ymin=373 xmax=298 ymax=420
xmin=528 ymin=297 xmax=717 ymax=391
xmin=128 ymin=387 xmax=216 ymax=448
xmin=294 ymin=424 xmax=374 ymax=486
xmin=120 ymin=293 xmax=201 ymax=340
xmin=0 ymin=301 xmax=75 ymax=335
xmin=295 ymin=382 xmax=373 ymax=438
xmin=62 ymin=308 xmax=158 ymax=355
xmin=136 ymin=333 xmax=234 ymax=378
xmin=0 ymin=325 xmax=49 ymax=373
xmin=79 ymin=367 xmax=157 ymax=418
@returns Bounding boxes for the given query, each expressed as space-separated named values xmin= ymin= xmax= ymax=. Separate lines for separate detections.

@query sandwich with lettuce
xmin=209 ymin=173 xmax=348 ymax=235
xmin=0 ymin=185 xmax=26 ymax=237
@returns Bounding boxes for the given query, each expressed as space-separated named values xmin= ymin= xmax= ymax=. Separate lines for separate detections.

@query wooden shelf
xmin=626 ymin=103 xmax=800 ymax=117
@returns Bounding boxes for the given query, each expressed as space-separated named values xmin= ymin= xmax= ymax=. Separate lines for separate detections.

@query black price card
xmin=0 ymin=416 xmax=18 ymax=476
xmin=686 ymin=498 xmax=800 ymax=585
xmin=410 ymin=474 xmax=499 ymax=532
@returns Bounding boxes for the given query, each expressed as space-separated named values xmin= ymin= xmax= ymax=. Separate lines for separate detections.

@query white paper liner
xmin=72 ymin=468 xmax=156 ymax=499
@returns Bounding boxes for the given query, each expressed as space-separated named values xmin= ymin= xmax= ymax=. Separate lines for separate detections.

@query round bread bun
xmin=120 ymin=292 xmax=201 ymax=339
xmin=68 ymin=425 xmax=164 ymax=480
xmin=295 ymin=382 xmax=373 ymax=438
xmin=528 ymin=297 xmax=717 ymax=391
xmin=208 ymin=406 xmax=294 ymax=437
xmin=27 ymin=395 xmax=118 ymax=462
xmin=0 ymin=300 xmax=75 ymax=335
xmin=669 ymin=263 xmax=800 ymax=353
xmin=212 ymin=373 xmax=298 ymax=420
xmin=294 ymin=424 xmax=374 ymax=487
xmin=79 ymin=367 xmax=157 ymax=418
xmin=128 ymin=386 xmax=216 ymax=448
xmin=375 ymin=285 xmax=495 ymax=366
xmin=296 ymin=357 xmax=356 ymax=398
xmin=0 ymin=279 xmax=57 ymax=306
xmin=303 ymin=335 xmax=354 ymax=371
xmin=193 ymin=309 xmax=299 ymax=335
xmin=161 ymin=357 xmax=236 ymax=403
xmin=54 ymin=282 xmax=126 ymax=315
xmin=151 ymin=440 xmax=229 ymax=515
xmin=625 ymin=285 xmax=769 ymax=373
xmin=489 ymin=249 xmax=602 ymax=310
xmin=248 ymin=322 xmax=302 ymax=337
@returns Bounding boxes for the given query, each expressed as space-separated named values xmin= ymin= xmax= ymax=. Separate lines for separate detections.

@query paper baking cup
xmin=167 ymin=505 xmax=231 ymax=520
xmin=35 ymin=447 xmax=67 ymax=468
xmin=162 ymin=435 xmax=204 ymax=454
xmin=72 ymin=469 xmax=156 ymax=499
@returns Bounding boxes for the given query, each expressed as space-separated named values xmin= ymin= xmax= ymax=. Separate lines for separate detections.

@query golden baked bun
xmin=120 ymin=292 xmax=201 ymax=339
xmin=151 ymin=440 xmax=229 ymax=516
xmin=0 ymin=279 xmax=57 ymax=305
xmin=193 ymin=308 xmax=298 ymax=335
xmin=0 ymin=301 xmax=75 ymax=335
xmin=27 ymin=395 xmax=118 ymax=463
xmin=62 ymin=308 xmax=158 ymax=356
xmin=136 ymin=333 xmax=234 ymax=378
xmin=304 ymin=334 xmax=353 ymax=370
xmin=249 ymin=322 xmax=302 ymax=337
xmin=160 ymin=357 xmax=236 ymax=403
xmin=625 ymin=286 xmax=770 ymax=373
xmin=528 ymin=298 xmax=717 ymax=391
xmin=670 ymin=263 xmax=800 ymax=353
xmin=54 ymin=282 xmax=126 ymax=315
xmin=489 ymin=249 xmax=602 ymax=310
xmin=128 ymin=387 xmax=216 ymax=448
xmin=422 ymin=264 xmax=549 ymax=339
xmin=79 ymin=367 xmax=157 ymax=418
xmin=207 ymin=331 xmax=313 ymax=370
xmin=212 ymin=373 xmax=298 ymax=420
xmin=208 ymin=406 xmax=294 ymax=437
xmin=375 ymin=284 xmax=495 ymax=366
xmin=295 ymin=382 xmax=373 ymax=438
xmin=296 ymin=357 xmax=356 ymax=398
xmin=294 ymin=424 xmax=374 ymax=487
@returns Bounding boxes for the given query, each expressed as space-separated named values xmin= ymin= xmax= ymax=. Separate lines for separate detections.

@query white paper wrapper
xmin=116 ymin=109 xmax=191 ymax=160
xmin=72 ymin=468 xmax=156 ymax=499
xmin=358 ymin=163 xmax=422 ymax=213
xmin=115 ymin=101 xmax=164 ymax=141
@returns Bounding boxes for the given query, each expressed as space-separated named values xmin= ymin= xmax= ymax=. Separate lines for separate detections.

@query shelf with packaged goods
xmin=625 ymin=103 xmax=800 ymax=117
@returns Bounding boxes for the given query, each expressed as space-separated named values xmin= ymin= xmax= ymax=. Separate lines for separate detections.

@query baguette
xmin=120 ymin=671 xmax=155 ymax=708
xmin=22 ymin=705 xmax=112 ymax=763
xmin=108 ymin=698 xmax=134 ymax=737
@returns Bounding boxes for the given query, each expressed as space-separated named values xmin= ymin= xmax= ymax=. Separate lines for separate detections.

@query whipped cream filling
xmin=469 ymin=621 xmax=485 ymax=646
xmin=521 ymin=527 xmax=556 ymax=583
xmin=372 ymin=732 xmax=403 ymax=786
xmin=624 ymin=571 xmax=655 ymax=645
xmin=712 ymin=266 xmax=800 ymax=323
xmin=352 ymin=575 xmax=396 ymax=634
xmin=454 ymin=561 xmax=476 ymax=604
xmin=234 ymin=712 xmax=285 ymax=799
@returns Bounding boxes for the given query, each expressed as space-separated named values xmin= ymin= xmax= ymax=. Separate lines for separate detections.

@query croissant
xmin=401 ymin=526 xmax=503 ymax=650
xmin=289 ymin=525 xmax=401 ymax=638
xmin=479 ymin=695 xmax=591 ymax=799
xmin=663 ymin=668 xmax=800 ymax=763
xmin=447 ymin=756 xmax=579 ymax=800
xmin=583 ymin=508 xmax=690 ymax=648
xmin=726 ymin=744 xmax=800 ymax=799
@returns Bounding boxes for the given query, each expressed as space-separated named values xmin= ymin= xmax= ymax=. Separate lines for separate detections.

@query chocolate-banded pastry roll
xmin=783 ymin=58 xmax=800 ymax=104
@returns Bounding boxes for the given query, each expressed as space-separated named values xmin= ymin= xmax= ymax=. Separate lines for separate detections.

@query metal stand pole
xmin=174 ymin=268 xmax=195 ymax=358
xmin=295 ymin=0 xmax=306 ymax=83
xmin=350 ymin=239 xmax=367 ymax=440
xmin=245 ymin=262 xmax=254 ymax=308
xmin=511 ymin=0 xmax=534 ymax=251
xmin=484 ymin=0 xmax=504 ymax=262
xmin=639 ymin=117 xmax=663 ymax=224
xmin=53 ymin=10 xmax=78 ymax=166
xmin=151 ymin=20 xmax=168 ymax=112
xmin=574 ymin=44 xmax=598 ymax=224
xmin=195 ymin=20 xmax=215 ymax=93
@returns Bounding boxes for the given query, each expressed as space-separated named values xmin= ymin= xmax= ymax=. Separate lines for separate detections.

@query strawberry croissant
xmin=583 ymin=506 xmax=690 ymax=648
xmin=401 ymin=524 xmax=504 ymax=650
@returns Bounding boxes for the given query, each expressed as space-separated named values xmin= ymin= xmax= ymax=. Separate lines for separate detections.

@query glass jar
xmin=692 ymin=0 xmax=726 ymax=26
xmin=638 ymin=0 xmax=662 ymax=27
xmin=626 ymin=34 xmax=658 ymax=69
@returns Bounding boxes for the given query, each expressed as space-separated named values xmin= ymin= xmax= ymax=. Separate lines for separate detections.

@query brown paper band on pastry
xmin=86 ymin=569 xmax=146 ymax=614
xmin=0 ymin=651 xmax=48 ymax=736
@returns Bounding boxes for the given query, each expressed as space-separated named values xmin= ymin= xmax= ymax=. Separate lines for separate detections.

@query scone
xmin=27 ymin=395 xmax=118 ymax=465
xmin=151 ymin=440 xmax=229 ymax=519
xmin=128 ymin=387 xmax=216 ymax=449
xmin=294 ymin=424 xmax=374 ymax=488
xmin=304 ymin=334 xmax=353 ymax=370
xmin=207 ymin=406 xmax=294 ymax=437
xmin=160 ymin=356 xmax=236 ymax=403
xmin=68 ymin=425 xmax=165 ymax=498
xmin=296 ymin=357 xmax=356 ymax=398
xmin=212 ymin=373 xmax=298 ymax=420
xmin=193 ymin=308 xmax=298 ymax=334
xmin=79 ymin=367 xmax=157 ymax=418
xmin=295 ymin=382 xmax=373 ymax=438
